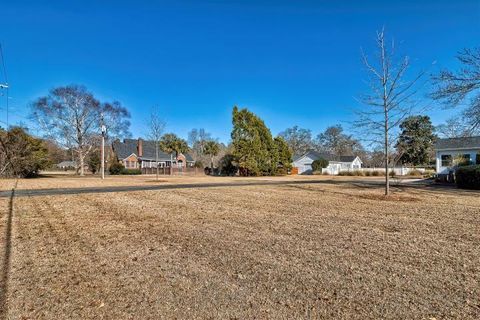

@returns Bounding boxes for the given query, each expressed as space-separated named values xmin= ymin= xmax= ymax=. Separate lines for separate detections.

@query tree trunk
xmin=211 ymin=155 xmax=214 ymax=176
xmin=155 ymin=143 xmax=159 ymax=180
xmin=384 ymin=99 xmax=389 ymax=195
xmin=79 ymin=150 xmax=85 ymax=176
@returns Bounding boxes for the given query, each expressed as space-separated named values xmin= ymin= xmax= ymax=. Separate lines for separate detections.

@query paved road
xmin=0 ymin=178 xmax=433 ymax=198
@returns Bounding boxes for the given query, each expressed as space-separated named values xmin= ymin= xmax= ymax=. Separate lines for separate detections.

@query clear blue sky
xmin=1 ymin=0 xmax=479 ymax=143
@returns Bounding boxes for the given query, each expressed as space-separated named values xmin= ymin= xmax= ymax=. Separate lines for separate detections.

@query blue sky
xmin=1 ymin=0 xmax=479 ymax=143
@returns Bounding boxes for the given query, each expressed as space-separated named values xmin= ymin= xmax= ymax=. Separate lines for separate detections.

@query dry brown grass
xmin=0 ymin=175 xmax=479 ymax=319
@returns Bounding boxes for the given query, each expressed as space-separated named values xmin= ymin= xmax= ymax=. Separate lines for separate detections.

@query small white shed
xmin=292 ymin=151 xmax=362 ymax=175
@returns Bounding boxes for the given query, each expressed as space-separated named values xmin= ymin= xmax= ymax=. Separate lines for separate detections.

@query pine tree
xmin=231 ymin=106 xmax=278 ymax=176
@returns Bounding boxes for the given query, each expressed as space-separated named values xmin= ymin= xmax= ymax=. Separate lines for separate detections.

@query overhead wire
xmin=0 ymin=44 xmax=9 ymax=127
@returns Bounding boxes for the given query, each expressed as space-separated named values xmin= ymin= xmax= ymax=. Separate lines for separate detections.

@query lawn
xmin=0 ymin=175 xmax=479 ymax=319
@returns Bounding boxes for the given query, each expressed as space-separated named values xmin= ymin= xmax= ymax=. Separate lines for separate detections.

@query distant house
xmin=112 ymin=139 xmax=195 ymax=174
xmin=56 ymin=160 xmax=77 ymax=170
xmin=292 ymin=150 xmax=362 ymax=175
xmin=435 ymin=136 xmax=480 ymax=179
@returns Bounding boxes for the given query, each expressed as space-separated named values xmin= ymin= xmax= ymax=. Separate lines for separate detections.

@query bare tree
xmin=431 ymin=47 xmax=480 ymax=134
xmin=278 ymin=126 xmax=313 ymax=155
xmin=188 ymin=128 xmax=212 ymax=159
xmin=354 ymin=29 xmax=424 ymax=195
xmin=32 ymin=85 xmax=131 ymax=176
xmin=436 ymin=118 xmax=473 ymax=138
xmin=147 ymin=107 xmax=166 ymax=180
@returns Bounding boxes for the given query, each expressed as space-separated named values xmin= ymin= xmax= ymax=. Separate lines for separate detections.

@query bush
xmin=194 ymin=160 xmax=204 ymax=168
xmin=372 ymin=170 xmax=381 ymax=176
xmin=407 ymin=169 xmax=423 ymax=176
xmin=353 ymin=170 xmax=364 ymax=176
xmin=109 ymin=161 xmax=124 ymax=175
xmin=424 ymin=169 xmax=436 ymax=179
xmin=0 ymin=127 xmax=50 ymax=178
xmin=120 ymin=169 xmax=141 ymax=175
xmin=455 ymin=165 xmax=480 ymax=190
xmin=312 ymin=158 xmax=329 ymax=172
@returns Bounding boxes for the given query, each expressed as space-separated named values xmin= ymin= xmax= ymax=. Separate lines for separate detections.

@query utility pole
xmin=101 ymin=115 xmax=106 ymax=180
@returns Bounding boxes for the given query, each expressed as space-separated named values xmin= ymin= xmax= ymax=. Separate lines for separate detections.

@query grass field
xmin=0 ymin=175 xmax=479 ymax=319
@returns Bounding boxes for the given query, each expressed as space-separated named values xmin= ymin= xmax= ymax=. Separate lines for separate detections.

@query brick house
xmin=112 ymin=138 xmax=195 ymax=173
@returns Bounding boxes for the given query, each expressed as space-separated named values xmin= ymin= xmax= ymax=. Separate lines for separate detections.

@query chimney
xmin=137 ymin=138 xmax=143 ymax=157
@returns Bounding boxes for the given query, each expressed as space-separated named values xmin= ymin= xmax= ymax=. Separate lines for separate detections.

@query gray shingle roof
xmin=435 ymin=136 xmax=480 ymax=150
xmin=112 ymin=139 xmax=194 ymax=162
xmin=56 ymin=161 xmax=76 ymax=167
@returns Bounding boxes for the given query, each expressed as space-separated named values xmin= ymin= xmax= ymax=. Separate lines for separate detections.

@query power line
xmin=0 ymin=44 xmax=9 ymax=128
xmin=0 ymin=44 xmax=8 ymax=83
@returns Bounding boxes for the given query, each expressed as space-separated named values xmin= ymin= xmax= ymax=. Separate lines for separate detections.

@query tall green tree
xmin=231 ymin=106 xmax=278 ymax=176
xmin=274 ymin=136 xmax=292 ymax=172
xmin=396 ymin=115 xmax=437 ymax=166
xmin=203 ymin=140 xmax=221 ymax=174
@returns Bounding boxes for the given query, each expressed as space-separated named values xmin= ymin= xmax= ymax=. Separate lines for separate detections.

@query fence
xmin=141 ymin=167 xmax=202 ymax=176
xmin=322 ymin=167 xmax=426 ymax=176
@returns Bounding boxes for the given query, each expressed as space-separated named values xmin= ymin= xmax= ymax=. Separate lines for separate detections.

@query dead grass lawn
xmin=0 ymin=175 xmax=479 ymax=319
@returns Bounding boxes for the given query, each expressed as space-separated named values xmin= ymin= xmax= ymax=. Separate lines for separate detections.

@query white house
xmin=292 ymin=150 xmax=362 ymax=175
xmin=435 ymin=136 xmax=480 ymax=179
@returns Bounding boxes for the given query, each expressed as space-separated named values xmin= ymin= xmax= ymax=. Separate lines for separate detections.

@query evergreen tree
xmin=274 ymin=136 xmax=292 ymax=172
xmin=231 ymin=106 xmax=278 ymax=176
xmin=396 ymin=115 xmax=437 ymax=166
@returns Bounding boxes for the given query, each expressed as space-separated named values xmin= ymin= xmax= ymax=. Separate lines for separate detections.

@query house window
xmin=441 ymin=155 xmax=452 ymax=167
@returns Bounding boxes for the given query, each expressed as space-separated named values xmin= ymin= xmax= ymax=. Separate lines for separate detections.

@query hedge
xmin=455 ymin=165 xmax=480 ymax=190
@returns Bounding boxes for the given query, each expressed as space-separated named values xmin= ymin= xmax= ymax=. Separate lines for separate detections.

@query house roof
xmin=435 ymin=136 xmax=480 ymax=150
xmin=56 ymin=161 xmax=76 ymax=167
xmin=112 ymin=139 xmax=194 ymax=162
xmin=293 ymin=150 xmax=360 ymax=163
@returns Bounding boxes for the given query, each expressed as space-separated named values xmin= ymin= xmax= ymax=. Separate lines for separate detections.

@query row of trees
xmin=278 ymin=124 xmax=365 ymax=158
xmin=5 ymin=29 xmax=478 ymax=190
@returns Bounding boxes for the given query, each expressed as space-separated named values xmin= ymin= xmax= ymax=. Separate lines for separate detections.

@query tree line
xmin=1 ymin=29 xmax=478 ymax=184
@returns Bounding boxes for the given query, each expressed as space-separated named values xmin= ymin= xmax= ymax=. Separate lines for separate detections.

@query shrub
xmin=0 ymin=127 xmax=50 ymax=178
xmin=312 ymin=158 xmax=329 ymax=172
xmin=121 ymin=169 xmax=142 ymax=175
xmin=364 ymin=171 xmax=372 ymax=176
xmin=423 ymin=169 xmax=436 ymax=179
xmin=353 ymin=170 xmax=365 ymax=176
xmin=407 ymin=169 xmax=423 ymax=176
xmin=371 ymin=170 xmax=381 ymax=176
xmin=109 ymin=161 xmax=124 ymax=175
xmin=455 ymin=165 xmax=480 ymax=190
xmin=194 ymin=160 xmax=204 ymax=168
